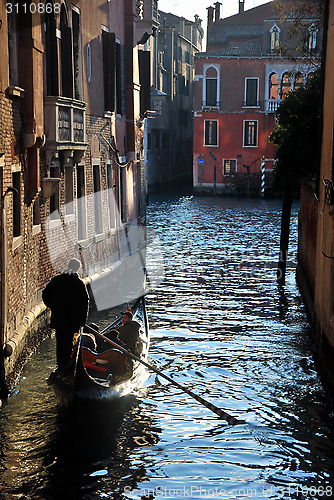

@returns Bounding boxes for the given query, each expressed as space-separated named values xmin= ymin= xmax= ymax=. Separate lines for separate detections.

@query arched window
xmin=45 ymin=0 xmax=59 ymax=96
xmin=270 ymin=24 xmax=281 ymax=52
xmin=294 ymin=72 xmax=303 ymax=90
xmin=308 ymin=24 xmax=318 ymax=52
xmin=281 ymin=73 xmax=291 ymax=99
xmin=269 ymin=72 xmax=278 ymax=100
xmin=204 ymin=66 xmax=218 ymax=107
xmin=60 ymin=3 xmax=73 ymax=98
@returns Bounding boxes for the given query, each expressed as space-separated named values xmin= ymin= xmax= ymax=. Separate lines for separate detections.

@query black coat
xmin=42 ymin=273 xmax=89 ymax=331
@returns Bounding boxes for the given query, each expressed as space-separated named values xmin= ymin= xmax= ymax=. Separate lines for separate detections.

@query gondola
xmin=47 ymin=296 xmax=150 ymax=407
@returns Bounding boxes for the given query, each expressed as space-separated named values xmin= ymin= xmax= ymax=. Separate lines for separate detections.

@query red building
xmin=193 ymin=0 xmax=321 ymax=195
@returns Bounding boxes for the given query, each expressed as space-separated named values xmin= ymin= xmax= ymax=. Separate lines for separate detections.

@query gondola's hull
xmin=47 ymin=297 xmax=150 ymax=407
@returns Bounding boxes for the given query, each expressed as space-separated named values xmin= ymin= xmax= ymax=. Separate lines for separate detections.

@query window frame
xmin=203 ymin=64 xmax=220 ymax=108
xmin=243 ymin=120 xmax=258 ymax=147
xmin=92 ymin=159 xmax=104 ymax=236
xmin=244 ymin=77 xmax=259 ymax=107
xmin=223 ymin=159 xmax=237 ymax=175
xmin=270 ymin=24 xmax=281 ymax=52
xmin=204 ymin=119 xmax=218 ymax=147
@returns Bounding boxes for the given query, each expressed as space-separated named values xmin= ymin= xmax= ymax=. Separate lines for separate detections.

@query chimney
xmin=214 ymin=2 xmax=222 ymax=22
xmin=239 ymin=0 xmax=245 ymax=13
xmin=207 ymin=6 xmax=214 ymax=26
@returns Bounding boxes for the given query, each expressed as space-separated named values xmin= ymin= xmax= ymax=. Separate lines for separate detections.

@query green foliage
xmin=269 ymin=70 xmax=321 ymax=194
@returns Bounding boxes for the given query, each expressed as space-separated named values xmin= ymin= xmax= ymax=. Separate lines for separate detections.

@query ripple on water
xmin=1 ymin=195 xmax=334 ymax=499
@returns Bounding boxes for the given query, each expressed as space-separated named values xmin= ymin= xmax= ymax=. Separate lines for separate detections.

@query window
xmin=102 ymin=29 xmax=116 ymax=112
xmin=45 ymin=1 xmax=59 ymax=96
xmin=204 ymin=120 xmax=218 ymax=146
xmin=244 ymin=78 xmax=259 ymax=107
xmin=223 ymin=160 xmax=236 ymax=175
xmin=244 ymin=121 xmax=258 ymax=147
xmin=92 ymin=161 xmax=103 ymax=235
xmin=72 ymin=7 xmax=83 ymax=100
xmin=76 ymin=164 xmax=87 ymax=240
xmin=107 ymin=163 xmax=115 ymax=229
xmin=12 ymin=171 xmax=21 ymax=237
xmin=7 ymin=11 xmax=18 ymax=87
xmin=49 ymin=165 xmax=60 ymax=220
xmin=294 ymin=72 xmax=303 ymax=90
xmin=270 ymin=24 xmax=280 ymax=52
xmin=86 ymin=43 xmax=92 ymax=83
xmin=64 ymin=165 xmax=74 ymax=215
xmin=308 ymin=24 xmax=318 ymax=52
xmin=139 ymin=49 xmax=151 ymax=115
xmin=60 ymin=3 xmax=73 ymax=98
xmin=116 ymin=41 xmax=123 ymax=115
xmin=33 ymin=196 xmax=40 ymax=226
xmin=269 ymin=73 xmax=278 ymax=99
xmin=204 ymin=66 xmax=219 ymax=107
xmin=281 ymin=72 xmax=291 ymax=99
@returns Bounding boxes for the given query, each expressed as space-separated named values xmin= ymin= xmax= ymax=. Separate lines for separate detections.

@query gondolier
xmin=42 ymin=258 xmax=89 ymax=370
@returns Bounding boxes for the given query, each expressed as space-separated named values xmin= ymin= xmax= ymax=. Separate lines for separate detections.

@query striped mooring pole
xmin=260 ymin=157 xmax=265 ymax=197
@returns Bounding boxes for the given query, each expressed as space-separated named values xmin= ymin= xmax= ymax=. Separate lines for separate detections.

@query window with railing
xmin=269 ymin=72 xmax=278 ymax=99
xmin=281 ymin=72 xmax=291 ymax=99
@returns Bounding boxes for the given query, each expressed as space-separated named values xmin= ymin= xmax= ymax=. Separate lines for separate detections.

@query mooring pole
xmin=261 ymin=157 xmax=265 ymax=197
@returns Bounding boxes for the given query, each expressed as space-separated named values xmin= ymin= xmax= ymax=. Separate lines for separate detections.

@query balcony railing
xmin=266 ymin=98 xmax=281 ymax=113
xmin=44 ymin=96 xmax=87 ymax=151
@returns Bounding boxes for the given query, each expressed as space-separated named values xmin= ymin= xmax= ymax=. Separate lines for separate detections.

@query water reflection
xmin=0 ymin=341 xmax=160 ymax=499
xmin=1 ymin=194 xmax=334 ymax=499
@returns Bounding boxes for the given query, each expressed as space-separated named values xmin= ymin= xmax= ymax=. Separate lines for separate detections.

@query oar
xmin=93 ymin=329 xmax=242 ymax=425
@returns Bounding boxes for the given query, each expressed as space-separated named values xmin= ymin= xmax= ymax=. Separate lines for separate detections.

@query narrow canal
xmin=1 ymin=194 xmax=334 ymax=499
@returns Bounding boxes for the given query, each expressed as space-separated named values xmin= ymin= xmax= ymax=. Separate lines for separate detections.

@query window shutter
xmin=102 ymin=31 xmax=116 ymax=112
xmin=139 ymin=50 xmax=151 ymax=115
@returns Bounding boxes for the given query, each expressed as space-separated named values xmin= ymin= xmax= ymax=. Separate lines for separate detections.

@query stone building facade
xmin=297 ymin=0 xmax=334 ymax=393
xmin=146 ymin=10 xmax=204 ymax=190
xmin=193 ymin=1 xmax=321 ymax=195
xmin=0 ymin=0 xmax=153 ymax=398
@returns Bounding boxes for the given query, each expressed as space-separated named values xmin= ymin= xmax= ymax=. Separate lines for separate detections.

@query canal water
xmin=1 ymin=194 xmax=334 ymax=500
